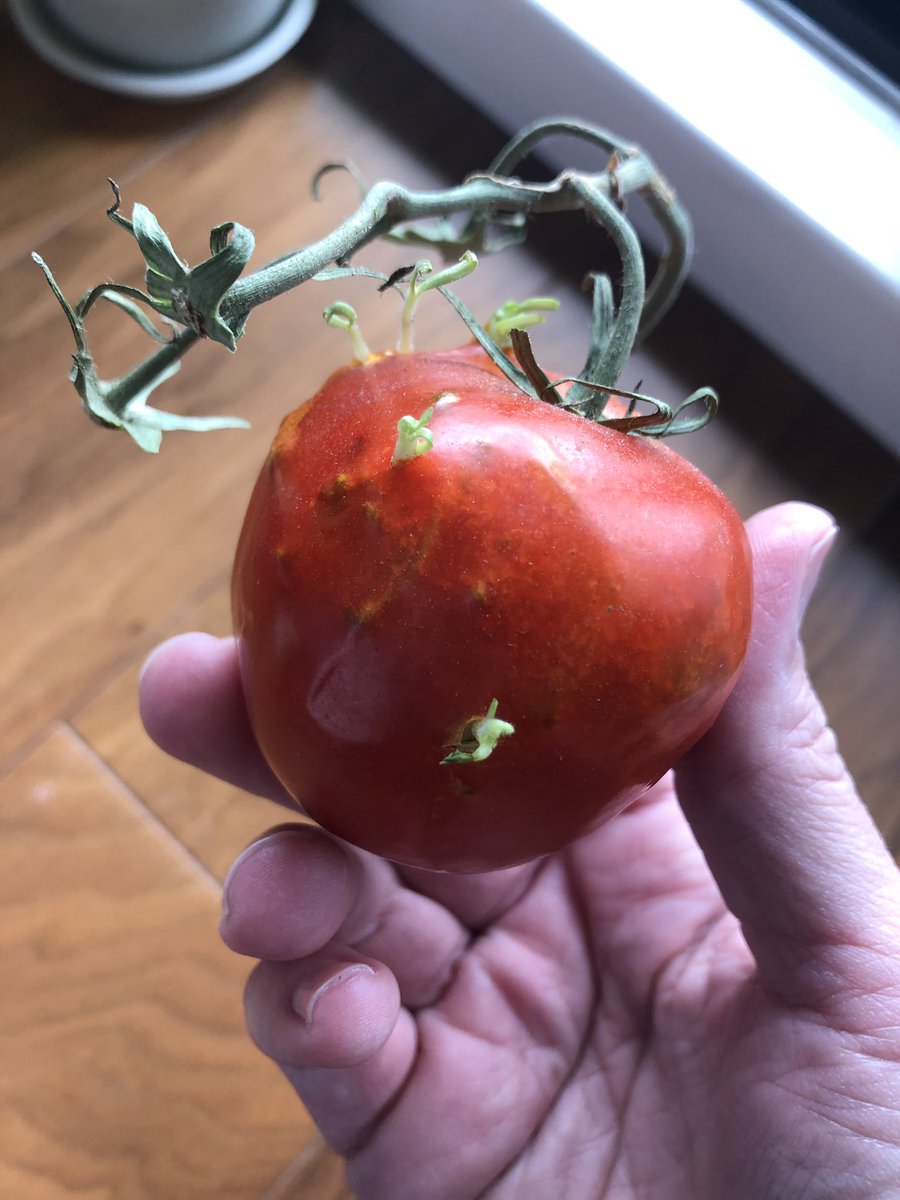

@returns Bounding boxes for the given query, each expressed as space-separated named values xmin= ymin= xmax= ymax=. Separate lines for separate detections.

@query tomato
xmin=232 ymin=349 xmax=752 ymax=872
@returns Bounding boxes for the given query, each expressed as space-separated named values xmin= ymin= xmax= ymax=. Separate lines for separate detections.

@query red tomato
xmin=232 ymin=349 xmax=752 ymax=872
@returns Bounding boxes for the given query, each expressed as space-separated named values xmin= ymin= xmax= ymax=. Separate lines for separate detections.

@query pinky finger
xmin=245 ymin=949 xmax=400 ymax=1070
xmin=244 ymin=951 xmax=418 ymax=1154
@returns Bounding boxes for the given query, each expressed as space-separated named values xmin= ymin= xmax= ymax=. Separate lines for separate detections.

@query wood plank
xmin=0 ymin=724 xmax=339 ymax=1198
xmin=69 ymin=581 xmax=290 ymax=882
xmin=261 ymin=1138 xmax=353 ymax=1200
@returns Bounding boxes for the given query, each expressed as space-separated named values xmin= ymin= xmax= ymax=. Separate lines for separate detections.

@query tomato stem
xmin=566 ymin=175 xmax=645 ymax=389
xmin=35 ymin=117 xmax=698 ymax=449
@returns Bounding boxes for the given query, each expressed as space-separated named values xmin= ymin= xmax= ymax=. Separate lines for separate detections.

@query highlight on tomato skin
xmin=231 ymin=347 xmax=753 ymax=874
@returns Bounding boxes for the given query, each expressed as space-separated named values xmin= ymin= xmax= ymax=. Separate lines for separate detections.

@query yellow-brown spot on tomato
xmin=273 ymin=400 xmax=313 ymax=450
xmin=318 ymin=473 xmax=351 ymax=514
xmin=274 ymin=547 xmax=291 ymax=585
xmin=472 ymin=580 xmax=488 ymax=604
xmin=363 ymin=501 xmax=380 ymax=523
xmin=358 ymin=599 xmax=380 ymax=623
xmin=349 ymin=595 xmax=385 ymax=626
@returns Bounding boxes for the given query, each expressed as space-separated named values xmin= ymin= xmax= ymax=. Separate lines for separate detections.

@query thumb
xmin=677 ymin=502 xmax=900 ymax=1007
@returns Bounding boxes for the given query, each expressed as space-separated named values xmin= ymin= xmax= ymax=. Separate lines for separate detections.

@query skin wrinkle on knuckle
xmin=777 ymin=670 xmax=845 ymax=770
xmin=696 ymin=702 xmax=849 ymax=827
xmin=337 ymin=884 xmax=471 ymax=1008
xmin=790 ymin=737 xmax=850 ymax=793
xmin=324 ymin=853 xmax=402 ymax=945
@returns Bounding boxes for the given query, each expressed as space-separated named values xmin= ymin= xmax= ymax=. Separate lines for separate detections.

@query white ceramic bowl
xmin=43 ymin=0 xmax=289 ymax=70
xmin=9 ymin=0 xmax=318 ymax=99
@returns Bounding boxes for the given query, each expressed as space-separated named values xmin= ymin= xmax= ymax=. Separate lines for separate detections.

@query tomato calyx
xmin=30 ymin=253 xmax=249 ymax=454
xmin=318 ymin=255 xmax=718 ymax=441
xmin=509 ymin=328 xmax=720 ymax=438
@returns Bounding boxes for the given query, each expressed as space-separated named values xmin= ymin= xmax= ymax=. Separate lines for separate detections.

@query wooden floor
xmin=2 ymin=3 xmax=898 ymax=1196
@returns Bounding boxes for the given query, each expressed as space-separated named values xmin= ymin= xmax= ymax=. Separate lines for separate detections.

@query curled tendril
xmin=311 ymin=160 xmax=370 ymax=202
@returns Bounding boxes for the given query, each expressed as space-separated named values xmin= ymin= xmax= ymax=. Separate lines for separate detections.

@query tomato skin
xmin=232 ymin=350 xmax=752 ymax=872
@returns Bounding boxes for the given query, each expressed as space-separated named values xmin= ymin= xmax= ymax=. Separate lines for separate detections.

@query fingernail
xmin=797 ymin=516 xmax=839 ymax=621
xmin=220 ymin=825 xmax=312 ymax=922
xmin=292 ymin=963 xmax=375 ymax=1024
xmin=138 ymin=643 xmax=163 ymax=688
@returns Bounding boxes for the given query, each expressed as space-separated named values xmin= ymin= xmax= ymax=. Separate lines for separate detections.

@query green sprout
xmin=323 ymin=301 xmax=371 ymax=361
xmin=391 ymin=405 xmax=435 ymax=465
xmin=442 ymin=699 xmax=516 ymax=765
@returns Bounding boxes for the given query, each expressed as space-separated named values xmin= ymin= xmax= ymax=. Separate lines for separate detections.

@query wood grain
xmin=1 ymin=1 xmax=898 ymax=1197
xmin=69 ymin=582 xmax=288 ymax=882
xmin=0 ymin=725 xmax=332 ymax=1198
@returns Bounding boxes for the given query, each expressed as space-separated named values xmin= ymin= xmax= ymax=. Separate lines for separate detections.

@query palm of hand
xmin=311 ymin=777 xmax=883 ymax=1200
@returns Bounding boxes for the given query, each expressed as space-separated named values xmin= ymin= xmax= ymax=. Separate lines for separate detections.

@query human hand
xmin=140 ymin=503 xmax=900 ymax=1199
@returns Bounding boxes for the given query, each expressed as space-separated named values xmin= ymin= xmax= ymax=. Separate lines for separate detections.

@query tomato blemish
xmin=318 ymin=473 xmax=351 ymax=513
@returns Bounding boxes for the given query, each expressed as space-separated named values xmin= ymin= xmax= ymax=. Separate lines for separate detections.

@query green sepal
xmin=69 ymin=347 xmax=248 ymax=454
xmin=34 ymin=252 xmax=250 ymax=453
xmin=77 ymin=283 xmax=171 ymax=342
xmin=639 ymin=386 xmax=719 ymax=437
xmin=120 ymin=368 xmax=251 ymax=453
xmin=111 ymin=195 xmax=255 ymax=351
xmin=435 ymin=286 xmax=534 ymax=397
xmin=565 ymin=273 xmax=615 ymax=414
xmin=131 ymin=203 xmax=188 ymax=304
xmin=188 ymin=221 xmax=256 ymax=349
